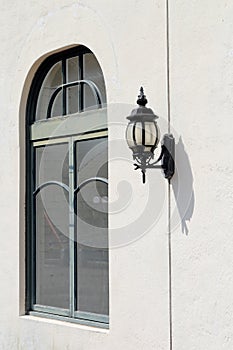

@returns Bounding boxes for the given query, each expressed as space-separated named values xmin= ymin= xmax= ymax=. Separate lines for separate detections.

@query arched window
xmin=26 ymin=46 xmax=108 ymax=327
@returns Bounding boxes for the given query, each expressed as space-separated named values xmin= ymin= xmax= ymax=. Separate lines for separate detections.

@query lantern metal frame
xmin=126 ymin=87 xmax=175 ymax=183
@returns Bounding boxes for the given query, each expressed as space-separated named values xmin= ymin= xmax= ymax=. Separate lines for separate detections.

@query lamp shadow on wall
xmin=171 ymin=136 xmax=195 ymax=235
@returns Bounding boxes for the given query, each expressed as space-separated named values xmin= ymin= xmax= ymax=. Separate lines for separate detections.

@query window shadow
xmin=171 ymin=137 xmax=195 ymax=235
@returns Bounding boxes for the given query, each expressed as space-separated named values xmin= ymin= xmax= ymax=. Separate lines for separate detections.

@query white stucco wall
xmin=170 ymin=1 xmax=233 ymax=349
xmin=0 ymin=0 xmax=233 ymax=349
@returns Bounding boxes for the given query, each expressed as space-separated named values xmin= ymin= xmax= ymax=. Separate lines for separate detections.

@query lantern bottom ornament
xmin=126 ymin=87 xmax=175 ymax=184
xmin=134 ymin=133 xmax=175 ymax=183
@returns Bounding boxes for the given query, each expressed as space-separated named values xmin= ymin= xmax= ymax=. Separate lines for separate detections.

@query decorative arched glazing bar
xmin=74 ymin=177 xmax=108 ymax=195
xmin=46 ymin=80 xmax=103 ymax=119
xmin=33 ymin=178 xmax=108 ymax=197
xmin=33 ymin=181 xmax=69 ymax=196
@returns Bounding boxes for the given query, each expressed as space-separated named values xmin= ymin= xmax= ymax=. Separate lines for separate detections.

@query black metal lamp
xmin=126 ymin=87 xmax=175 ymax=183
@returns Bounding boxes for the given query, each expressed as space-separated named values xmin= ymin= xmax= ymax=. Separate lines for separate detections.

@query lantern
xmin=125 ymin=87 xmax=175 ymax=183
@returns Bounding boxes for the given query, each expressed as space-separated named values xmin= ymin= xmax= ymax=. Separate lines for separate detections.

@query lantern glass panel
xmin=144 ymin=121 xmax=160 ymax=147
xmin=126 ymin=122 xmax=135 ymax=148
xmin=134 ymin=122 xmax=143 ymax=145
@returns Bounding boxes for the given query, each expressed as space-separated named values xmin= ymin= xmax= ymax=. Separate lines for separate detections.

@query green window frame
xmin=26 ymin=46 xmax=109 ymax=328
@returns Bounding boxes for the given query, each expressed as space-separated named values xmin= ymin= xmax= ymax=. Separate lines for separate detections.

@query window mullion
xmin=62 ymin=59 xmax=67 ymax=115
xmin=69 ymin=137 xmax=75 ymax=317
xmin=79 ymin=54 xmax=84 ymax=112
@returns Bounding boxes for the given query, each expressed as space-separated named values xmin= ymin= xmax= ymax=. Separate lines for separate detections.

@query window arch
xmin=27 ymin=45 xmax=106 ymax=123
xmin=26 ymin=45 xmax=109 ymax=327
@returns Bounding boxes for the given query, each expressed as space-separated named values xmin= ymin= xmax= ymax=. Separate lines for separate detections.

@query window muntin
xmin=26 ymin=46 xmax=108 ymax=327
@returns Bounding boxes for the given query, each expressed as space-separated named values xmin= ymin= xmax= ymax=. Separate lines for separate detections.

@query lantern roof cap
xmin=127 ymin=87 xmax=159 ymax=122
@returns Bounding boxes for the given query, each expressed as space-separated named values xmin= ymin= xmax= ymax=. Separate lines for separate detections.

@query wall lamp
xmin=125 ymin=87 xmax=175 ymax=184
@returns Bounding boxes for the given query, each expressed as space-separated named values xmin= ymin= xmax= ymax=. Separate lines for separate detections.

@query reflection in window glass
xmin=84 ymin=53 xmax=106 ymax=110
xmin=67 ymin=57 xmax=80 ymax=114
xmin=76 ymin=138 xmax=108 ymax=315
xmin=67 ymin=56 xmax=79 ymax=82
xmin=35 ymin=186 xmax=69 ymax=309
xmin=35 ymin=143 xmax=69 ymax=188
xmin=67 ymin=86 xmax=79 ymax=115
xmin=35 ymin=143 xmax=69 ymax=308
xmin=36 ymin=61 xmax=62 ymax=120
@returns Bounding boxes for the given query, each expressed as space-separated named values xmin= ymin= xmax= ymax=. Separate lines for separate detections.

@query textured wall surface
xmin=170 ymin=1 xmax=233 ymax=349
xmin=0 ymin=1 xmax=169 ymax=349
xmin=0 ymin=0 xmax=232 ymax=349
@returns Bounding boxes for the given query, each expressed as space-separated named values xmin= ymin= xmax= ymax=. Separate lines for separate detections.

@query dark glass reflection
xmin=36 ymin=61 xmax=62 ymax=120
xmin=35 ymin=144 xmax=69 ymax=309
xmin=36 ymin=143 xmax=69 ymax=187
xmin=84 ymin=53 xmax=106 ymax=110
xmin=35 ymin=186 xmax=69 ymax=308
xmin=75 ymin=137 xmax=109 ymax=315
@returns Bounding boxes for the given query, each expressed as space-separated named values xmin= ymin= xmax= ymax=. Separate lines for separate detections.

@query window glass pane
xmin=76 ymin=138 xmax=108 ymax=183
xmin=67 ymin=57 xmax=80 ymax=114
xmin=84 ymin=53 xmax=106 ymax=110
xmin=50 ymin=91 xmax=63 ymax=118
xmin=67 ymin=56 xmax=79 ymax=82
xmin=35 ymin=143 xmax=69 ymax=188
xmin=36 ymin=61 xmax=62 ymax=120
xmin=67 ymin=86 xmax=79 ymax=115
xmin=35 ymin=187 xmax=69 ymax=309
xmin=75 ymin=138 xmax=109 ymax=315
xmin=35 ymin=144 xmax=69 ymax=309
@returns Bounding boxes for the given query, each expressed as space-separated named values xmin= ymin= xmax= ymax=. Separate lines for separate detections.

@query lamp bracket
xmin=133 ymin=134 xmax=175 ymax=184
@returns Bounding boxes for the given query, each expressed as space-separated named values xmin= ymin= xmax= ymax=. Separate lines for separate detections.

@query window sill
xmin=20 ymin=313 xmax=109 ymax=332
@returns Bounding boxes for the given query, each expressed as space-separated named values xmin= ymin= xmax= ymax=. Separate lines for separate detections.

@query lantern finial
xmin=137 ymin=87 xmax=148 ymax=107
